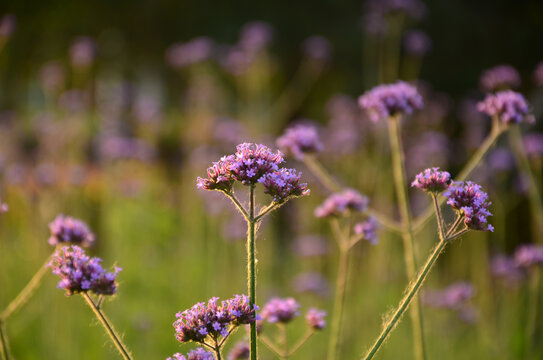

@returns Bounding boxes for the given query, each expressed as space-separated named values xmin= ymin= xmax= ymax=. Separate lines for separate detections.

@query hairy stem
xmin=413 ymin=124 xmax=504 ymax=232
xmin=82 ymin=293 xmax=133 ymax=360
xmin=1 ymin=253 xmax=52 ymax=321
xmin=247 ymin=185 xmax=258 ymax=360
xmin=387 ymin=114 xmax=427 ymax=360
xmin=362 ymin=239 xmax=448 ymax=360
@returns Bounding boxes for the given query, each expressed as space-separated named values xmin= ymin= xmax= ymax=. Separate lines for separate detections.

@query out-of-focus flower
xmin=277 ymin=123 xmax=323 ymax=161
xmin=291 ymin=235 xmax=329 ymax=258
xmin=69 ymin=37 xmax=97 ymax=67
xmin=314 ymin=189 xmax=369 ymax=218
xmin=479 ymin=65 xmax=521 ymax=93
xmin=444 ymin=181 xmax=494 ymax=232
xmin=58 ymin=89 xmax=90 ymax=113
xmin=49 ymin=214 xmax=95 ymax=247
xmin=39 ymin=62 xmax=65 ymax=93
xmin=99 ymin=136 xmax=156 ymax=162
xmin=490 ymin=254 xmax=526 ymax=284
xmin=35 ymin=162 xmax=58 ymax=186
xmin=302 ymin=36 xmax=332 ymax=62
xmin=0 ymin=199 xmax=7 ymax=214
xmin=358 ymin=81 xmax=424 ymax=122
xmin=411 ymin=167 xmax=451 ymax=193
xmin=423 ymin=282 xmax=474 ymax=310
xmin=166 ymin=37 xmax=214 ymax=69
xmin=227 ymin=342 xmax=250 ymax=360
xmin=258 ymin=168 xmax=310 ymax=203
xmin=486 ymin=148 xmax=515 ymax=173
xmin=524 ymin=133 xmax=543 ymax=158
xmin=0 ymin=14 xmax=16 ymax=38
xmin=324 ymin=94 xmax=364 ymax=155
xmin=477 ymin=91 xmax=534 ymax=125
xmin=533 ymin=62 xmax=543 ymax=87
xmin=305 ymin=308 xmax=326 ymax=330
xmin=49 ymin=246 xmax=121 ymax=296
xmin=239 ymin=21 xmax=273 ymax=53
xmin=365 ymin=0 xmax=426 ymax=20
xmin=166 ymin=348 xmax=214 ymax=360
xmin=213 ymin=118 xmax=249 ymax=145
xmin=514 ymin=244 xmax=543 ymax=268
xmin=353 ymin=216 xmax=380 ymax=245
xmin=174 ymin=295 xmax=259 ymax=345
xmin=292 ymin=272 xmax=330 ymax=298
xmin=403 ymin=30 xmax=431 ymax=56
xmin=261 ymin=297 xmax=300 ymax=324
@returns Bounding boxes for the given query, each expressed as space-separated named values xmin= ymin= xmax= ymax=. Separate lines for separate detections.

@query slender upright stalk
xmin=1 ymin=254 xmax=52 ymax=321
xmin=0 ymin=322 xmax=10 ymax=360
xmin=280 ymin=323 xmax=288 ymax=360
xmin=247 ymin=185 xmax=258 ymax=360
xmin=413 ymin=124 xmax=504 ymax=232
xmin=525 ymin=268 xmax=540 ymax=359
xmin=214 ymin=345 xmax=223 ymax=360
xmin=362 ymin=239 xmax=448 ymax=360
xmin=327 ymin=246 xmax=350 ymax=360
xmin=387 ymin=114 xmax=427 ymax=360
xmin=82 ymin=293 xmax=132 ymax=360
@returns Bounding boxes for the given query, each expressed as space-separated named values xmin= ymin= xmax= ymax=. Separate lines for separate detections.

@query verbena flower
xmin=227 ymin=143 xmax=284 ymax=185
xmin=358 ymin=81 xmax=424 ymax=122
xmin=48 ymin=214 xmax=95 ymax=247
xmin=479 ymin=65 xmax=521 ymax=92
xmin=490 ymin=254 xmax=526 ymax=284
xmin=314 ymin=189 xmax=369 ymax=218
xmin=49 ymin=245 xmax=121 ymax=296
xmin=239 ymin=21 xmax=273 ymax=53
xmin=291 ymin=235 xmax=329 ymax=258
xmin=276 ymin=123 xmax=323 ymax=161
xmin=196 ymin=159 xmax=235 ymax=192
xmin=292 ymin=272 xmax=330 ymax=298
xmin=305 ymin=308 xmax=326 ymax=330
xmin=173 ymin=295 xmax=259 ymax=345
xmin=423 ymin=282 xmax=474 ymax=310
xmin=403 ymin=30 xmax=431 ymax=57
xmin=353 ymin=216 xmax=380 ymax=245
xmin=524 ymin=133 xmax=543 ymax=158
xmin=411 ymin=167 xmax=451 ymax=193
xmin=258 ymin=168 xmax=309 ymax=203
xmin=261 ymin=297 xmax=300 ymax=324
xmin=69 ymin=36 xmax=96 ymax=67
xmin=227 ymin=342 xmax=250 ymax=360
xmin=477 ymin=90 xmax=535 ymax=124
xmin=166 ymin=348 xmax=215 ymax=360
xmin=444 ymin=181 xmax=494 ymax=232
xmin=514 ymin=244 xmax=543 ymax=268
xmin=165 ymin=37 xmax=214 ymax=69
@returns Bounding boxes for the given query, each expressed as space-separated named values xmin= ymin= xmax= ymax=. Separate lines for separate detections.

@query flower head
xmin=444 ymin=181 xmax=494 ymax=232
xmin=477 ymin=91 xmax=534 ymax=125
xmin=358 ymin=81 xmax=423 ymax=122
xmin=423 ymin=282 xmax=474 ymax=310
xmin=49 ymin=245 xmax=121 ymax=296
xmin=524 ymin=133 xmax=543 ymax=158
xmin=226 ymin=143 xmax=284 ymax=185
xmin=479 ymin=65 xmax=521 ymax=92
xmin=261 ymin=297 xmax=300 ymax=324
xmin=165 ymin=37 xmax=214 ymax=69
xmin=411 ymin=167 xmax=451 ymax=193
xmin=48 ymin=215 xmax=95 ymax=247
xmin=276 ymin=124 xmax=323 ymax=161
xmin=166 ymin=348 xmax=215 ymax=360
xmin=196 ymin=159 xmax=235 ymax=192
xmin=305 ymin=308 xmax=326 ymax=330
xmin=514 ymin=244 xmax=543 ymax=268
xmin=353 ymin=216 xmax=380 ymax=245
xmin=228 ymin=342 xmax=250 ymax=360
xmin=314 ymin=189 xmax=369 ymax=218
xmin=173 ymin=295 xmax=259 ymax=345
xmin=258 ymin=168 xmax=310 ymax=203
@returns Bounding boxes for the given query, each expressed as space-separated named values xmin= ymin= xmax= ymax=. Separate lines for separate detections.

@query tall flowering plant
xmin=197 ymin=143 xmax=309 ymax=359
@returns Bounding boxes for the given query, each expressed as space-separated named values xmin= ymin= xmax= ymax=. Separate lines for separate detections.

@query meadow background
xmin=1 ymin=0 xmax=543 ymax=359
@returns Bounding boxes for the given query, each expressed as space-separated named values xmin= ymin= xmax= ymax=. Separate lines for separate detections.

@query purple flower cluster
xmin=314 ymin=189 xmax=369 ymax=218
xmin=292 ymin=272 xmax=330 ymax=298
xmin=479 ymin=65 xmax=521 ymax=92
xmin=173 ymin=295 xmax=259 ymax=344
xmin=261 ymin=297 xmax=300 ymax=324
xmin=403 ymin=30 xmax=431 ymax=57
xmin=477 ymin=91 xmax=534 ymax=125
xmin=524 ymin=133 xmax=543 ymax=158
xmin=358 ymin=81 xmax=424 ymax=122
xmin=276 ymin=123 xmax=323 ymax=161
xmin=514 ymin=244 xmax=543 ymax=267
xmin=165 ymin=37 xmax=214 ymax=69
xmin=353 ymin=216 xmax=380 ymax=245
xmin=49 ymin=246 xmax=121 ymax=296
xmin=228 ymin=342 xmax=250 ymax=360
xmin=423 ymin=282 xmax=474 ymax=310
xmin=48 ymin=215 xmax=95 ymax=247
xmin=197 ymin=143 xmax=309 ymax=203
xmin=305 ymin=308 xmax=326 ymax=330
xmin=491 ymin=245 xmax=543 ymax=285
xmin=166 ymin=348 xmax=214 ymax=360
xmin=411 ymin=167 xmax=451 ymax=193
xmin=258 ymin=168 xmax=310 ymax=203
xmin=444 ymin=181 xmax=494 ymax=232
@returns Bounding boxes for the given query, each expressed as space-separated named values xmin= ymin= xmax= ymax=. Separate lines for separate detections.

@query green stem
xmin=288 ymin=330 xmax=314 ymax=356
xmin=1 ymin=253 xmax=52 ymax=321
xmin=431 ymin=194 xmax=446 ymax=241
xmin=82 ymin=293 xmax=133 ymax=360
xmin=387 ymin=114 xmax=427 ymax=360
xmin=259 ymin=335 xmax=283 ymax=358
xmin=0 ymin=322 xmax=10 ymax=360
xmin=525 ymin=268 xmax=540 ymax=359
xmin=280 ymin=323 xmax=288 ymax=360
xmin=413 ymin=124 xmax=504 ymax=232
xmin=247 ymin=185 xmax=258 ymax=360
xmin=362 ymin=239 xmax=448 ymax=360
xmin=224 ymin=191 xmax=249 ymax=222
xmin=509 ymin=126 xmax=543 ymax=240
xmin=214 ymin=344 xmax=223 ymax=360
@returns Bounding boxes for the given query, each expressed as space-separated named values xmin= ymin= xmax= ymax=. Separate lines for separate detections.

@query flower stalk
xmin=247 ymin=185 xmax=258 ymax=360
